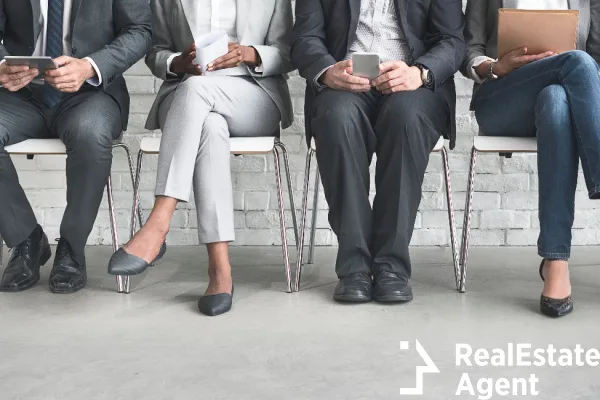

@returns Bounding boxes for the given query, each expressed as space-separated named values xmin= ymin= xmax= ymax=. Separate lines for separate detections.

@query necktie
xmin=44 ymin=0 xmax=63 ymax=108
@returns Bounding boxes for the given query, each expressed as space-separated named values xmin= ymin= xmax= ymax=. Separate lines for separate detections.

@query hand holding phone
xmin=320 ymin=60 xmax=371 ymax=92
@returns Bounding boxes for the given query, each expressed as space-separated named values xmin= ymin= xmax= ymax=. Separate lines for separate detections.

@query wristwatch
xmin=413 ymin=63 xmax=434 ymax=89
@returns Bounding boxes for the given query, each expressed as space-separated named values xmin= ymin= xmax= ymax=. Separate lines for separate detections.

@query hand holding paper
xmin=194 ymin=31 xmax=229 ymax=73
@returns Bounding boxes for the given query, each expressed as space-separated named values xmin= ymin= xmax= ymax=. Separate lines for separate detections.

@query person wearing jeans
xmin=462 ymin=0 xmax=600 ymax=318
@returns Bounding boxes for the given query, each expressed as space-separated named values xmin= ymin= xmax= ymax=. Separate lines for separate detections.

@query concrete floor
xmin=0 ymin=246 xmax=599 ymax=400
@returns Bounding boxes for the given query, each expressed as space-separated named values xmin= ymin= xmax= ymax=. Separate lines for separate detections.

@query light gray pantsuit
xmin=156 ymin=76 xmax=281 ymax=243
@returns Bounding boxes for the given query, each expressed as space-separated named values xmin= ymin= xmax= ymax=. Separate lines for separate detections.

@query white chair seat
xmin=474 ymin=136 xmax=537 ymax=153
xmin=310 ymin=136 xmax=446 ymax=152
xmin=140 ymin=136 xmax=276 ymax=156
xmin=5 ymin=139 xmax=66 ymax=155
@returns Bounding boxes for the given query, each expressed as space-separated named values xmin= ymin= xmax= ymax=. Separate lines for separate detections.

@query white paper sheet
xmin=194 ymin=31 xmax=229 ymax=73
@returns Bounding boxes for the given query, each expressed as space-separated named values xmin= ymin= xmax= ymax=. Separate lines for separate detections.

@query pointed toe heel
xmin=539 ymin=260 xmax=574 ymax=318
xmin=198 ymin=286 xmax=234 ymax=316
xmin=108 ymin=248 xmax=152 ymax=276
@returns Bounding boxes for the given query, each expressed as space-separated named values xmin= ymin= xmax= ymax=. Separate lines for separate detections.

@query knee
xmin=64 ymin=116 xmax=117 ymax=155
xmin=536 ymin=85 xmax=569 ymax=121
xmin=561 ymin=50 xmax=599 ymax=74
xmin=312 ymin=91 xmax=368 ymax=145
xmin=201 ymin=113 xmax=229 ymax=142
xmin=179 ymin=77 xmax=214 ymax=105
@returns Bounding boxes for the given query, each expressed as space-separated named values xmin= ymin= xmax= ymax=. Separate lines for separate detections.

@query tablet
xmin=497 ymin=9 xmax=579 ymax=59
xmin=4 ymin=56 xmax=58 ymax=77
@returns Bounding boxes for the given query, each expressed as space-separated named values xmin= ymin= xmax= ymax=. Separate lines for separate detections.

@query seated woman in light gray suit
xmin=462 ymin=0 xmax=600 ymax=318
xmin=108 ymin=0 xmax=294 ymax=316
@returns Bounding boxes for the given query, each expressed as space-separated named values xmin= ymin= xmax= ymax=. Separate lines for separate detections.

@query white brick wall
xmin=9 ymin=2 xmax=600 ymax=247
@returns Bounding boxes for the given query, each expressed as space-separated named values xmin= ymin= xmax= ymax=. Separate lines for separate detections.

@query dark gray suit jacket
xmin=0 ymin=0 xmax=153 ymax=130
xmin=291 ymin=0 xmax=466 ymax=149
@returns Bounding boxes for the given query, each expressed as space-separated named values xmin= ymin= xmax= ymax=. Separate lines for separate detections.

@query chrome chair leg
xmin=273 ymin=146 xmax=292 ymax=293
xmin=0 ymin=234 xmax=3 ymax=267
xmin=307 ymin=166 xmax=320 ymax=265
xmin=113 ymin=143 xmax=143 ymax=234
xmin=294 ymin=148 xmax=315 ymax=292
xmin=106 ymin=175 xmax=123 ymax=293
xmin=123 ymin=149 xmax=145 ymax=295
xmin=275 ymin=141 xmax=299 ymax=248
xmin=441 ymin=147 xmax=460 ymax=292
xmin=459 ymin=147 xmax=478 ymax=293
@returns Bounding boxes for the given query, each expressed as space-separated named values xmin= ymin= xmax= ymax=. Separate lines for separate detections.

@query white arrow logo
xmin=399 ymin=340 xmax=440 ymax=396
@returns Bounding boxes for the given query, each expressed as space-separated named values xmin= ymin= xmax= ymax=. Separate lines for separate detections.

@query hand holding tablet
xmin=0 ymin=57 xmax=56 ymax=92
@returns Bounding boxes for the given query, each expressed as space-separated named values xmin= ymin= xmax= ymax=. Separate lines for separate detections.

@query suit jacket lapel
xmin=347 ymin=0 xmax=360 ymax=51
xmin=30 ymin=0 xmax=41 ymax=46
xmin=394 ymin=0 xmax=408 ymax=43
xmin=70 ymin=0 xmax=83 ymax=30
xmin=236 ymin=0 xmax=250 ymax=44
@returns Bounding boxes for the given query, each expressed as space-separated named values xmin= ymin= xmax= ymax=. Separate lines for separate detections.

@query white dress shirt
xmin=468 ymin=0 xmax=569 ymax=83
xmin=0 ymin=0 xmax=103 ymax=86
xmin=167 ymin=0 xmax=256 ymax=76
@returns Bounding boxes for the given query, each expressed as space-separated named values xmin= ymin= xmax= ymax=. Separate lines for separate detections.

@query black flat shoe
xmin=333 ymin=272 xmax=372 ymax=303
xmin=198 ymin=285 xmax=234 ymax=316
xmin=373 ymin=271 xmax=413 ymax=303
xmin=0 ymin=225 xmax=51 ymax=292
xmin=539 ymin=260 xmax=573 ymax=318
xmin=49 ymin=238 xmax=86 ymax=294
xmin=107 ymin=242 xmax=167 ymax=276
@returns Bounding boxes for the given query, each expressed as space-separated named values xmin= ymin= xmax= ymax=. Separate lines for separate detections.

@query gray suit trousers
xmin=0 ymin=87 xmax=122 ymax=264
xmin=311 ymin=88 xmax=448 ymax=278
xmin=156 ymin=76 xmax=281 ymax=244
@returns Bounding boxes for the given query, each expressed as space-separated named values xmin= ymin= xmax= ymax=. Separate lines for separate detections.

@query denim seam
xmin=538 ymin=251 xmax=571 ymax=259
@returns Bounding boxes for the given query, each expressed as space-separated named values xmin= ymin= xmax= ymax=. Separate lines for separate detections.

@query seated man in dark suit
xmin=291 ymin=0 xmax=465 ymax=303
xmin=0 ymin=0 xmax=152 ymax=293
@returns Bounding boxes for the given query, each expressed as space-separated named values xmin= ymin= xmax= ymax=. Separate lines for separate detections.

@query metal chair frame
xmin=459 ymin=136 xmax=538 ymax=293
xmin=129 ymin=137 xmax=298 ymax=294
xmin=0 ymin=140 xmax=140 ymax=293
xmin=294 ymin=138 xmax=461 ymax=292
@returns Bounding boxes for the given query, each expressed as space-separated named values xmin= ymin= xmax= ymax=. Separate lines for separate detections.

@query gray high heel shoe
xmin=198 ymin=285 xmax=234 ymax=316
xmin=108 ymin=242 xmax=167 ymax=276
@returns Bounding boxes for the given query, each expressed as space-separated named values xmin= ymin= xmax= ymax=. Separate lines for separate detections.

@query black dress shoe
xmin=333 ymin=272 xmax=372 ymax=303
xmin=49 ymin=238 xmax=86 ymax=294
xmin=373 ymin=271 xmax=413 ymax=303
xmin=539 ymin=260 xmax=573 ymax=318
xmin=107 ymin=242 xmax=167 ymax=276
xmin=198 ymin=285 xmax=234 ymax=316
xmin=0 ymin=225 xmax=51 ymax=292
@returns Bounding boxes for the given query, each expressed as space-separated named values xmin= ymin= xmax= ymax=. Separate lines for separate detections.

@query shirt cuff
xmin=0 ymin=59 xmax=5 ymax=65
xmin=166 ymin=53 xmax=182 ymax=76
xmin=468 ymin=56 xmax=496 ymax=84
xmin=314 ymin=65 xmax=333 ymax=92
xmin=85 ymin=57 xmax=102 ymax=86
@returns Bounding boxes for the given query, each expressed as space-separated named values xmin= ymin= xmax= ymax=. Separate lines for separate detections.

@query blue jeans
xmin=474 ymin=50 xmax=600 ymax=260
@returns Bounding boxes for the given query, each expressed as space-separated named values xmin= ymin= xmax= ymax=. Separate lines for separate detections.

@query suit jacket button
xmin=72 ymin=47 xmax=78 ymax=55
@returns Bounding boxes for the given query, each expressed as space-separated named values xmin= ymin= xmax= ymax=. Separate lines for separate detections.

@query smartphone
xmin=4 ymin=56 xmax=58 ymax=78
xmin=351 ymin=53 xmax=380 ymax=80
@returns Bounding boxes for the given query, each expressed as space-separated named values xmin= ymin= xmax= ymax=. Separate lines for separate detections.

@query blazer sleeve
xmin=290 ymin=0 xmax=336 ymax=90
xmin=587 ymin=1 xmax=600 ymax=65
xmin=145 ymin=0 xmax=180 ymax=81
xmin=249 ymin=0 xmax=294 ymax=77
xmin=86 ymin=0 xmax=153 ymax=90
xmin=0 ymin=0 xmax=9 ymax=61
xmin=460 ymin=0 xmax=490 ymax=79
xmin=413 ymin=0 xmax=465 ymax=90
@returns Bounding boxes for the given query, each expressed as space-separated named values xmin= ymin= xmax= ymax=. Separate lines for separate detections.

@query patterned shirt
xmin=346 ymin=0 xmax=412 ymax=63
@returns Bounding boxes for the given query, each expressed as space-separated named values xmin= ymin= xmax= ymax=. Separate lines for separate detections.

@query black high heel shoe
xmin=539 ymin=260 xmax=573 ymax=318
xmin=107 ymin=242 xmax=167 ymax=276
xmin=198 ymin=285 xmax=234 ymax=316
